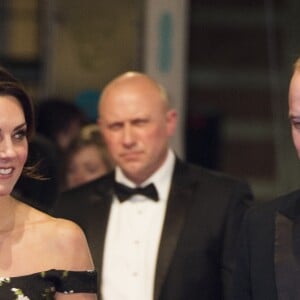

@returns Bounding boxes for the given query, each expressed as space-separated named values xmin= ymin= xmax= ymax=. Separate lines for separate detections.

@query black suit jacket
xmin=232 ymin=189 xmax=300 ymax=300
xmin=53 ymin=159 xmax=253 ymax=300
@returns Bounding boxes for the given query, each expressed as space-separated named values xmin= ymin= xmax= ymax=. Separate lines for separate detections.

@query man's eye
xmin=108 ymin=123 xmax=122 ymax=131
xmin=133 ymin=119 xmax=148 ymax=126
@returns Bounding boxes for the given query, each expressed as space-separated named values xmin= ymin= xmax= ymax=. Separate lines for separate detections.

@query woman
xmin=0 ymin=71 xmax=97 ymax=299
xmin=63 ymin=124 xmax=114 ymax=190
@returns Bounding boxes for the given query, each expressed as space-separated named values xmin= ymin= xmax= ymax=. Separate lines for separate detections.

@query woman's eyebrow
xmin=14 ymin=123 xmax=27 ymax=130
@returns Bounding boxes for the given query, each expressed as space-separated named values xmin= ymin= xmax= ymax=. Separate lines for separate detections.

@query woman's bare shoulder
xmin=51 ymin=217 xmax=87 ymax=245
xmin=47 ymin=218 xmax=94 ymax=270
xmin=21 ymin=203 xmax=93 ymax=268
xmin=20 ymin=201 xmax=86 ymax=242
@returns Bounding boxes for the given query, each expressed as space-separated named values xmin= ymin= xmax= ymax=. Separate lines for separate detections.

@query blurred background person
xmin=63 ymin=124 xmax=114 ymax=190
xmin=36 ymin=98 xmax=88 ymax=152
xmin=35 ymin=98 xmax=88 ymax=193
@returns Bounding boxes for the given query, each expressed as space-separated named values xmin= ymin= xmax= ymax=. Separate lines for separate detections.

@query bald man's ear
xmin=166 ymin=109 xmax=177 ymax=137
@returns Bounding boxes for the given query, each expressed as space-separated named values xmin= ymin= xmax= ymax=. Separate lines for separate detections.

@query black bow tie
xmin=113 ymin=182 xmax=159 ymax=202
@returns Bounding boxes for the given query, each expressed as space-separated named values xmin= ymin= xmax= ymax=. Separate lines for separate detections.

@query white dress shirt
xmin=101 ymin=150 xmax=175 ymax=300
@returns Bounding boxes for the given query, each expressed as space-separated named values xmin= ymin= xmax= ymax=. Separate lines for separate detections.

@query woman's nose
xmin=0 ymin=138 xmax=17 ymax=158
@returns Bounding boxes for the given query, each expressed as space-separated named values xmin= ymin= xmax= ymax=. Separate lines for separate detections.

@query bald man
xmin=54 ymin=72 xmax=253 ymax=300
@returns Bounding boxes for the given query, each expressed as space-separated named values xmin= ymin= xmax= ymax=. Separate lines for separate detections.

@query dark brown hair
xmin=0 ymin=81 xmax=35 ymax=140
xmin=0 ymin=67 xmax=38 ymax=178
xmin=0 ymin=67 xmax=35 ymax=139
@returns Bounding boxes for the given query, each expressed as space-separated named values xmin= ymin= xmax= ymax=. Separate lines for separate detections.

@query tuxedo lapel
xmin=87 ymin=192 xmax=113 ymax=277
xmin=275 ymin=208 xmax=300 ymax=300
xmin=154 ymin=160 xmax=197 ymax=300
xmin=82 ymin=175 xmax=115 ymax=288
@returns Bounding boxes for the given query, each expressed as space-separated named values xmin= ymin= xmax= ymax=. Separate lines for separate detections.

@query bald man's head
xmin=97 ymin=71 xmax=177 ymax=184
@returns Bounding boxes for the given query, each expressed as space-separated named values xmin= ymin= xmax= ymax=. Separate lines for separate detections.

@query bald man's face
xmin=98 ymin=75 xmax=177 ymax=184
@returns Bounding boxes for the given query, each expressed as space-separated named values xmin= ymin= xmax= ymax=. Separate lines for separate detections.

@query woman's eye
xmin=14 ymin=129 xmax=27 ymax=141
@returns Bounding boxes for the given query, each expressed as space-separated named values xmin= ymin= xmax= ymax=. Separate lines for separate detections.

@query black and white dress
xmin=0 ymin=269 xmax=97 ymax=299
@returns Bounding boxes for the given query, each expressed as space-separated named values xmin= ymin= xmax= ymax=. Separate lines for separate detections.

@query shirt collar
xmin=115 ymin=149 xmax=175 ymax=201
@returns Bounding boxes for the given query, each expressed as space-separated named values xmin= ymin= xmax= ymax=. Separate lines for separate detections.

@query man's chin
xmin=120 ymin=159 xmax=141 ymax=169
xmin=122 ymin=165 xmax=141 ymax=177
xmin=122 ymin=166 xmax=146 ymax=182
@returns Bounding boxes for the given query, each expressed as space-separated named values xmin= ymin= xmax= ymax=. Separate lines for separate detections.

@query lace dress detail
xmin=0 ymin=269 xmax=97 ymax=299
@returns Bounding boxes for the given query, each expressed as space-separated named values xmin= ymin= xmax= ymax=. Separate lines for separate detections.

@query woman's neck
xmin=0 ymin=196 xmax=17 ymax=232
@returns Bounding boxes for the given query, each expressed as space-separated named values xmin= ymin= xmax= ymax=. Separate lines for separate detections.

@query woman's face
xmin=66 ymin=145 xmax=108 ymax=189
xmin=0 ymin=96 xmax=28 ymax=196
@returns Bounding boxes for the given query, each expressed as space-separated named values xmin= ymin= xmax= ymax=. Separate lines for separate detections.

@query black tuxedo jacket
xmin=53 ymin=159 xmax=253 ymax=300
xmin=232 ymin=189 xmax=300 ymax=300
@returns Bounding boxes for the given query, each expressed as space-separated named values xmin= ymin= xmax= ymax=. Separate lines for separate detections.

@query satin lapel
xmin=154 ymin=160 xmax=196 ymax=300
xmin=294 ymin=217 xmax=300 ymax=266
xmin=83 ymin=176 xmax=114 ymax=293
xmin=274 ymin=212 xmax=300 ymax=299
xmin=87 ymin=192 xmax=113 ymax=276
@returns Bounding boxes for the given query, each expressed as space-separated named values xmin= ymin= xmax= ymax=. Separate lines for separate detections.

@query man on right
xmin=232 ymin=57 xmax=300 ymax=300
